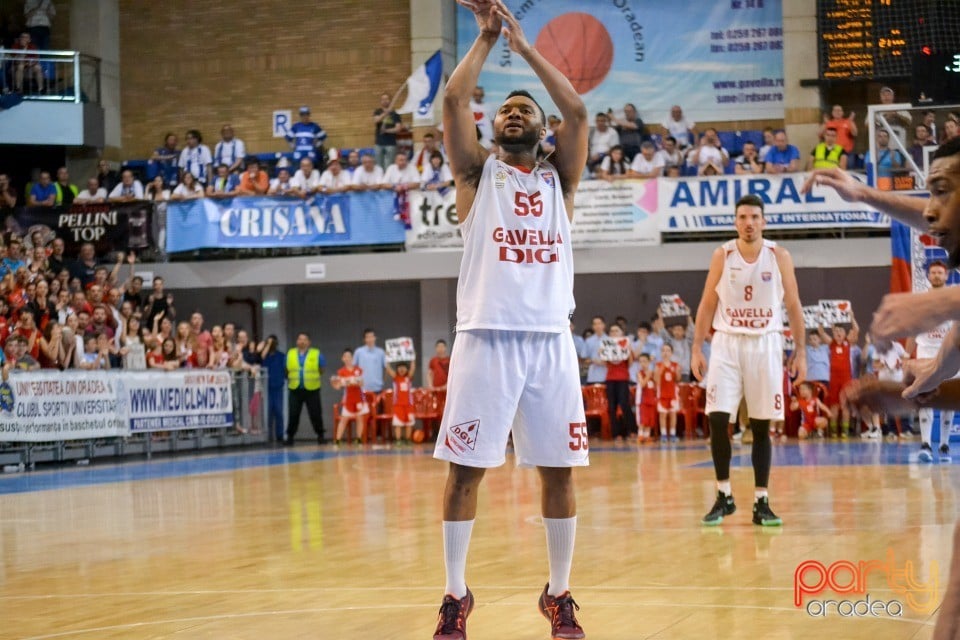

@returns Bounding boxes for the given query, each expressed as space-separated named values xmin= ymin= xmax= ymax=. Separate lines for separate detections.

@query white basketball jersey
xmin=713 ymin=239 xmax=784 ymax=335
xmin=456 ymin=155 xmax=574 ymax=333
xmin=916 ymin=319 xmax=952 ymax=359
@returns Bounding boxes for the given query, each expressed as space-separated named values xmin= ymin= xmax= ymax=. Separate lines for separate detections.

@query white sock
xmin=443 ymin=520 xmax=474 ymax=598
xmin=543 ymin=516 xmax=577 ymax=597
xmin=717 ymin=480 xmax=732 ymax=496
xmin=920 ymin=409 xmax=933 ymax=447
xmin=942 ymin=412 xmax=955 ymax=448
xmin=755 ymin=488 xmax=768 ymax=501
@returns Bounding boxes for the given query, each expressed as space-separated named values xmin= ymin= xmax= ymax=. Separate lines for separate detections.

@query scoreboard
xmin=817 ymin=0 xmax=956 ymax=82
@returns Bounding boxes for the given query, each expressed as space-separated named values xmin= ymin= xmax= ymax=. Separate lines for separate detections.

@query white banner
xmin=818 ymin=299 xmax=853 ymax=327
xmin=124 ymin=370 xmax=234 ymax=433
xmin=0 ymin=371 xmax=126 ymax=442
xmin=599 ymin=337 xmax=631 ymax=362
xmin=659 ymin=173 xmax=889 ymax=232
xmin=385 ymin=337 xmax=416 ymax=363
xmin=405 ymin=179 xmax=661 ymax=251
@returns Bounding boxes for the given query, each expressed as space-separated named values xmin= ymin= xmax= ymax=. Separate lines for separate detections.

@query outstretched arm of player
xmin=444 ymin=0 xmax=501 ymax=219
xmin=494 ymin=1 xmax=588 ymax=205
xmin=777 ymin=247 xmax=806 ymax=383
xmin=801 ymin=168 xmax=929 ymax=232
xmin=691 ymin=247 xmax=725 ymax=381
xmin=871 ymin=288 xmax=960 ymax=340
xmin=902 ymin=322 xmax=960 ymax=399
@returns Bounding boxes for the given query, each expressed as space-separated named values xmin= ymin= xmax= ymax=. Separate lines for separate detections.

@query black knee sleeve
xmin=709 ymin=412 xmax=732 ymax=481
xmin=750 ymin=419 xmax=772 ymax=488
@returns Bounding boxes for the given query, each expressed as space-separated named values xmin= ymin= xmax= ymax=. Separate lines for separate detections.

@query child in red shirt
xmin=818 ymin=318 xmax=859 ymax=437
xmin=655 ymin=343 xmax=680 ymax=442
xmin=332 ymin=348 xmax=367 ymax=446
xmin=635 ymin=353 xmax=657 ymax=443
xmin=387 ymin=360 xmax=416 ymax=443
xmin=790 ymin=382 xmax=829 ymax=439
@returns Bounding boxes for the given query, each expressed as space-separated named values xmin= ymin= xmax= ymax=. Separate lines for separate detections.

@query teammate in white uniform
xmin=692 ymin=194 xmax=806 ymax=527
xmin=432 ymin=3 xmax=589 ymax=639
xmin=906 ymin=260 xmax=955 ymax=462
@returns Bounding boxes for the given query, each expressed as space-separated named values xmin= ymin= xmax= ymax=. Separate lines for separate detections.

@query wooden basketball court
xmin=0 ymin=440 xmax=952 ymax=639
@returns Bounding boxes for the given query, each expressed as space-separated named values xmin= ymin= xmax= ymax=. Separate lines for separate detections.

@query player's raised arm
xmin=494 ymin=1 xmax=588 ymax=204
xmin=691 ymin=247 xmax=725 ymax=381
xmin=801 ymin=167 xmax=929 ymax=231
xmin=444 ymin=1 xmax=500 ymax=210
xmin=776 ymin=246 xmax=806 ymax=383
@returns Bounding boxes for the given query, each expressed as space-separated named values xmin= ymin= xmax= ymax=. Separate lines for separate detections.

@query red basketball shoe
xmin=433 ymin=587 xmax=474 ymax=640
xmin=538 ymin=584 xmax=585 ymax=639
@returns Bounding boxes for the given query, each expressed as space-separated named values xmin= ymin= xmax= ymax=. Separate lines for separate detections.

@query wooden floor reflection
xmin=0 ymin=440 xmax=955 ymax=639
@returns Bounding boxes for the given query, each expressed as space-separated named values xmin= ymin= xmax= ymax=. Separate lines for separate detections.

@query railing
xmin=0 ymin=48 xmax=100 ymax=104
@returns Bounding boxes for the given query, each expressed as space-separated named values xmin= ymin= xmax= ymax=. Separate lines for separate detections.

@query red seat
xmin=372 ymin=390 xmax=394 ymax=443
xmin=677 ymin=383 xmax=704 ymax=440
xmin=413 ymin=388 xmax=441 ymax=441
xmin=582 ymin=384 xmax=610 ymax=440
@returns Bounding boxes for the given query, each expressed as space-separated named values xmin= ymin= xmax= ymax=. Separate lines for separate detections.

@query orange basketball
xmin=534 ymin=12 xmax=613 ymax=95
xmin=411 ymin=429 xmax=426 ymax=444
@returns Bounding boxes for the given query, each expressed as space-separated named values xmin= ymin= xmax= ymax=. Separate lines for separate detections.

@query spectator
xmin=382 ymin=152 xmax=421 ymax=190
xmin=655 ymin=342 xmax=679 ymax=441
xmin=108 ymin=169 xmax=144 ymax=202
xmin=661 ymin=105 xmax=696 ymax=149
xmin=758 ymin=127 xmax=775 ymax=162
xmin=763 ymin=131 xmax=801 ymax=174
xmin=352 ymin=153 xmax=386 ymax=191
xmin=291 ymin=158 xmax=321 ymax=195
xmin=268 ymin=167 xmax=298 ymax=197
xmin=588 ymin=112 xmax=620 ymax=172
xmin=0 ymin=174 xmax=17 ymax=208
xmin=119 ymin=315 xmax=146 ymax=370
xmin=604 ymin=324 xmax=636 ymax=442
xmin=583 ymin=315 xmax=608 ymax=385
xmin=11 ymin=32 xmax=43 ymax=94
xmin=690 ymin=128 xmax=729 ymax=176
xmin=318 ymin=151 xmax=352 ymax=194
xmin=171 ymin=171 xmax=204 ymax=200
xmin=144 ymin=175 xmax=170 ymax=201
xmin=806 ymin=330 xmax=830 ymax=386
xmin=213 ymin=124 xmax=245 ymax=173
xmin=735 ymin=141 xmax=764 ymax=174
xmin=206 ymin=164 xmax=239 ymax=198
xmin=285 ymin=331 xmax=325 ymax=444
xmin=373 ymin=93 xmax=404 ymax=168
xmin=148 ymin=133 xmax=180 ymax=187
xmin=413 ymin=131 xmax=445 ymax=173
xmin=470 ymin=86 xmax=495 ymax=148
xmin=868 ymin=128 xmax=904 ymax=178
xmin=354 ymin=328 xmax=386 ymax=393
xmin=541 ymin=115 xmax=561 ymax=155
xmin=27 ymin=171 xmax=56 ymax=207
xmin=909 ymin=124 xmax=937 ymax=168
xmin=237 ymin=158 xmax=269 ymax=195
xmin=53 ymin=167 xmax=78 ymax=206
xmin=148 ymin=337 xmax=180 ymax=371
xmin=96 ymin=160 xmax=120 ymax=193
xmin=629 ymin=141 xmax=665 ymax=178
xmin=178 ymin=129 xmax=213 ymax=186
xmin=86 ymin=304 xmax=114 ymax=340
xmin=74 ymin=177 xmax=107 ymax=204
xmin=426 ymin=339 xmax=450 ymax=389
xmin=655 ymin=136 xmax=683 ymax=174
xmin=9 ymin=334 xmax=40 ymax=370
xmin=332 ymin=348 xmax=367 ymax=445
xmin=944 ymin=116 xmax=960 ymax=143
xmin=345 ymin=150 xmax=362 ymax=174
xmin=142 ymin=276 xmax=173 ymax=327
xmin=809 ymin=127 xmax=848 ymax=170
xmin=189 ymin=311 xmax=211 ymax=352
xmin=609 ymin=103 xmax=649 ymax=160
xmin=23 ymin=1 xmax=54 ymax=51
xmin=658 ymin=313 xmax=694 ymax=381
xmin=921 ymin=110 xmax=938 ymax=142
xmin=420 ymin=151 xmax=453 ymax=193
xmin=208 ymin=327 xmax=230 ymax=369
xmin=259 ymin=335 xmax=286 ymax=441
xmin=820 ymin=104 xmax=858 ymax=154
xmin=596 ymin=145 xmax=631 ymax=181
xmin=47 ymin=237 xmax=66 ymax=276
xmin=287 ymin=106 xmax=327 ymax=162
xmin=868 ymin=86 xmax=911 ymax=148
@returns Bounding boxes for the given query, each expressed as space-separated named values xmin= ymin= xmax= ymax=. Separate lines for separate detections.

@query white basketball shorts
xmin=705 ymin=332 xmax=785 ymax=421
xmin=433 ymin=329 xmax=589 ymax=469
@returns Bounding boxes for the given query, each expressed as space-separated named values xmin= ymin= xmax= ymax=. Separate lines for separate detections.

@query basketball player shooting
xmin=431 ymin=2 xmax=589 ymax=639
xmin=691 ymin=194 xmax=806 ymax=527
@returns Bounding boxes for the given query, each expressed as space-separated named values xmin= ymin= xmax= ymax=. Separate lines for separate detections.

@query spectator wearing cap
xmin=351 ymin=153 xmax=386 ymax=191
xmin=206 ymin=164 xmax=239 ymax=198
xmin=286 ymin=107 xmax=327 ymax=163
xmin=74 ymin=177 xmax=107 ymax=204
xmin=179 ymin=129 xmax=213 ymax=185
xmin=291 ymin=158 xmax=321 ymax=195
xmin=108 ymin=170 xmax=144 ymax=202
xmin=318 ymin=151 xmax=352 ymax=194
xmin=373 ymin=93 xmax=404 ymax=169
xmin=237 ymin=158 xmax=269 ymax=196
xmin=28 ymin=171 xmax=56 ymax=207
xmin=214 ymin=125 xmax=246 ymax=173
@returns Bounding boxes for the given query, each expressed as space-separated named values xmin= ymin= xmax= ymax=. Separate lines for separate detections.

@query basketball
xmin=534 ymin=12 xmax=614 ymax=95
xmin=411 ymin=428 xmax=426 ymax=443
